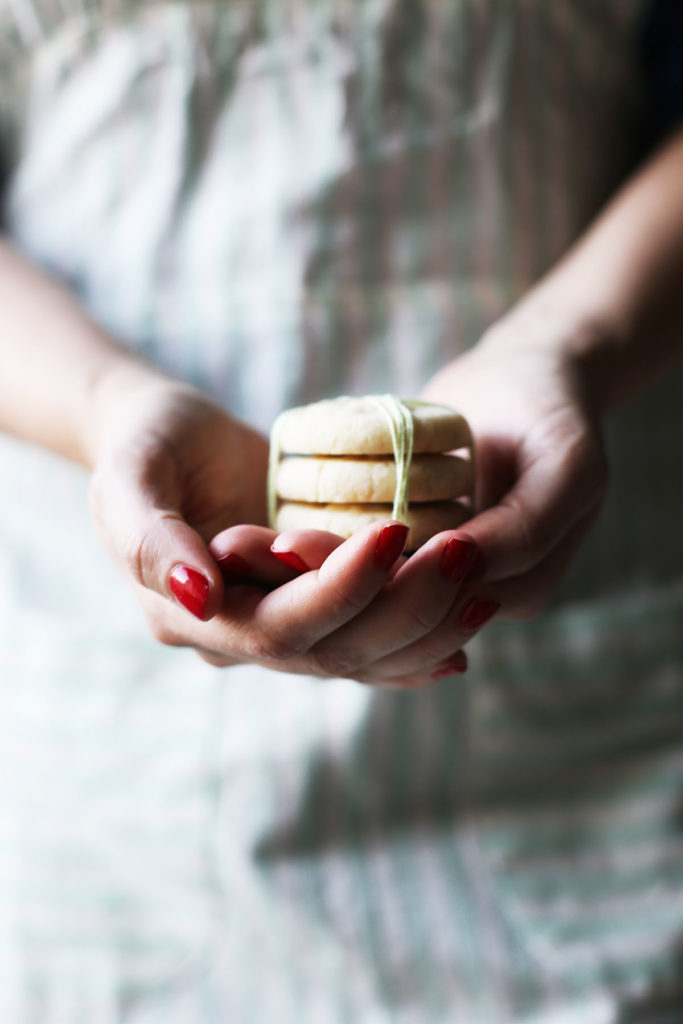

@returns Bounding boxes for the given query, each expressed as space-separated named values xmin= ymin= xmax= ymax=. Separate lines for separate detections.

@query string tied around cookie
xmin=367 ymin=395 xmax=415 ymax=523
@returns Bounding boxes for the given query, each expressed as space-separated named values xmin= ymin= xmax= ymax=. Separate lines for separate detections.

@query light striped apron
xmin=2 ymin=2 xmax=683 ymax=1021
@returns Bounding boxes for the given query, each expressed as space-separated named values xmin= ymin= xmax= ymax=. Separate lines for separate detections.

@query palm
xmin=422 ymin=339 xmax=597 ymax=514
xmin=92 ymin=382 xmax=269 ymax=553
xmin=166 ymin=400 xmax=269 ymax=538
xmin=420 ymin=330 xmax=607 ymax=614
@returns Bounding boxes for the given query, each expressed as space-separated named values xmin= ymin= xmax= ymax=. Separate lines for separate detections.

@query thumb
xmin=90 ymin=465 xmax=224 ymax=622
xmin=137 ymin=511 xmax=224 ymax=621
xmin=464 ymin=438 xmax=606 ymax=582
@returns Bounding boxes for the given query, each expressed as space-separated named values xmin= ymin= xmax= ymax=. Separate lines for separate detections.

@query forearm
xmin=0 ymin=238 xmax=168 ymax=467
xmin=499 ymin=126 xmax=683 ymax=414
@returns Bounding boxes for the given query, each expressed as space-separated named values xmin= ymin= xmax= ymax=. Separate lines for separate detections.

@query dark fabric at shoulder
xmin=641 ymin=0 xmax=683 ymax=139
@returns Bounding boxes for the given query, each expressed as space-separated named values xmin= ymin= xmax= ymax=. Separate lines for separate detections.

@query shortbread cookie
xmin=276 ymin=453 xmax=473 ymax=504
xmin=268 ymin=394 xmax=475 ymax=547
xmin=274 ymin=395 xmax=471 ymax=456
xmin=275 ymin=501 xmax=470 ymax=550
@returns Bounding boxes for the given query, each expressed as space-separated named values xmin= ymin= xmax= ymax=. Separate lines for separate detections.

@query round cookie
xmin=274 ymin=396 xmax=471 ymax=456
xmin=275 ymin=501 xmax=470 ymax=550
xmin=276 ymin=453 xmax=473 ymax=504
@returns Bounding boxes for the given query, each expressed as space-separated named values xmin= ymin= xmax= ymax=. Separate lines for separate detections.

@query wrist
xmin=482 ymin=289 xmax=630 ymax=421
xmin=81 ymin=352 xmax=181 ymax=468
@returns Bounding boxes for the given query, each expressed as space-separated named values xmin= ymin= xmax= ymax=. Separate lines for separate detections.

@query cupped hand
xmin=88 ymin=376 xmax=272 ymax=621
xmin=88 ymin=374 xmax=489 ymax=686
xmin=421 ymin=305 xmax=609 ymax=618
xmin=203 ymin=521 xmax=496 ymax=685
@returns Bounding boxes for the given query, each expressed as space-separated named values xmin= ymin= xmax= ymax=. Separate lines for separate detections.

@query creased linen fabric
xmin=1 ymin=2 xmax=683 ymax=1021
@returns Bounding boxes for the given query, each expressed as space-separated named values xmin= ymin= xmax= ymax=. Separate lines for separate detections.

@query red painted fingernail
xmin=216 ymin=552 xmax=252 ymax=577
xmin=440 ymin=537 xmax=478 ymax=582
xmin=431 ymin=650 xmax=468 ymax=679
xmin=169 ymin=565 xmax=210 ymax=620
xmin=465 ymin=548 xmax=487 ymax=582
xmin=271 ymin=549 xmax=310 ymax=573
xmin=459 ymin=595 xmax=500 ymax=632
xmin=374 ymin=522 xmax=409 ymax=570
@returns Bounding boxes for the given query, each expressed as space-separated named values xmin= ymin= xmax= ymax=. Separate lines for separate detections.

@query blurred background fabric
xmin=1 ymin=1 xmax=683 ymax=1021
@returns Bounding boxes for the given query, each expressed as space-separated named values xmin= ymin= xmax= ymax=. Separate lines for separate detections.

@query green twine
xmin=367 ymin=395 xmax=414 ymax=522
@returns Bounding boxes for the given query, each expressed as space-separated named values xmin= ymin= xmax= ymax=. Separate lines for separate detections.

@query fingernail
xmin=271 ymin=549 xmax=310 ymax=573
xmin=465 ymin=548 xmax=487 ymax=582
xmin=216 ymin=552 xmax=252 ymax=577
xmin=169 ymin=565 xmax=210 ymax=620
xmin=459 ymin=595 xmax=500 ymax=632
xmin=440 ymin=537 xmax=478 ymax=583
xmin=374 ymin=522 xmax=409 ymax=570
xmin=431 ymin=650 xmax=468 ymax=678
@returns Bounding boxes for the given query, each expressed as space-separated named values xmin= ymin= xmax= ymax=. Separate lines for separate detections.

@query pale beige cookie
xmin=274 ymin=501 xmax=470 ymax=550
xmin=275 ymin=396 xmax=471 ymax=455
xmin=276 ymin=453 xmax=473 ymax=504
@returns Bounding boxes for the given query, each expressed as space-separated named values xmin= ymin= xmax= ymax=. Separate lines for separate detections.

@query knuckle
xmin=563 ymin=432 xmax=609 ymax=503
xmin=411 ymin=602 xmax=446 ymax=634
xmin=514 ymin=508 xmax=551 ymax=569
xmin=147 ymin=616 xmax=183 ymax=648
xmin=328 ymin=586 xmax=370 ymax=620
xmin=123 ymin=538 xmax=146 ymax=587
xmin=197 ymin=649 xmax=232 ymax=668
xmin=122 ymin=512 xmax=176 ymax=591
xmin=311 ymin=645 xmax=359 ymax=678
xmin=122 ymin=526 xmax=156 ymax=589
xmin=249 ymin=630 xmax=303 ymax=663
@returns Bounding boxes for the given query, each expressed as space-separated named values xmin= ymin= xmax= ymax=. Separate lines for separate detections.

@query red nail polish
xmin=374 ymin=522 xmax=409 ymax=570
xmin=440 ymin=537 xmax=478 ymax=582
xmin=465 ymin=548 xmax=487 ymax=582
xmin=216 ymin=552 xmax=252 ymax=577
xmin=459 ymin=595 xmax=500 ymax=632
xmin=169 ymin=566 xmax=210 ymax=620
xmin=271 ymin=549 xmax=310 ymax=573
xmin=431 ymin=650 xmax=468 ymax=678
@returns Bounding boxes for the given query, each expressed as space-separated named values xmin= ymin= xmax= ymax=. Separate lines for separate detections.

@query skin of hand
xmin=88 ymin=375 xmax=488 ymax=687
xmin=420 ymin=308 xmax=609 ymax=620
xmin=414 ymin=125 xmax=683 ymax=621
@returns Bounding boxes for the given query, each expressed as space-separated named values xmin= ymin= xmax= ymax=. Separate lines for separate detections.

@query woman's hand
xmin=88 ymin=376 xmax=271 ymax=621
xmin=417 ymin=128 xmax=683 ymax=622
xmin=421 ymin=305 xmax=609 ymax=619
xmin=88 ymin=374 xmax=491 ymax=686
xmin=204 ymin=520 xmax=496 ymax=684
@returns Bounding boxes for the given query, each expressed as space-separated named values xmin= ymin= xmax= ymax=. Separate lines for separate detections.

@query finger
xmin=361 ymin=582 xmax=500 ymax=679
xmin=90 ymin=455 xmax=224 ymax=621
xmin=270 ymin=528 xmax=346 ymax=572
xmin=491 ymin=508 xmax=599 ymax=619
xmin=209 ymin=524 xmax=291 ymax=584
xmin=196 ymin=647 xmax=241 ymax=668
xmin=137 ymin=521 xmax=409 ymax=670
xmin=464 ymin=434 xmax=607 ymax=582
xmin=137 ymin=578 xmax=262 ymax=658
xmin=237 ymin=520 xmax=409 ymax=661
xmin=308 ymin=531 xmax=479 ymax=677
xmin=210 ymin=526 xmax=348 ymax=584
xmin=352 ymin=649 xmax=469 ymax=690
xmin=366 ymin=508 xmax=599 ymax=679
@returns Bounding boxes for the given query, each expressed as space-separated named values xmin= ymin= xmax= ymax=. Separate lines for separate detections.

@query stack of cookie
xmin=268 ymin=395 xmax=474 ymax=549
